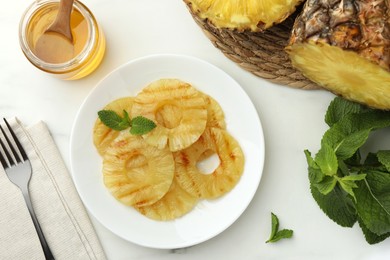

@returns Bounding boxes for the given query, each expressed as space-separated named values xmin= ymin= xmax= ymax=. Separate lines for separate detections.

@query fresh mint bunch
xmin=98 ymin=110 xmax=156 ymax=135
xmin=305 ymin=97 xmax=390 ymax=244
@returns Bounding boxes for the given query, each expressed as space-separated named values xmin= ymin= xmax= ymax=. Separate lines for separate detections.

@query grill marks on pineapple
xmin=134 ymin=179 xmax=198 ymax=221
xmin=174 ymin=128 xmax=244 ymax=199
xmin=103 ymin=133 xmax=174 ymax=207
xmin=95 ymin=78 xmax=244 ymax=220
xmin=131 ymin=79 xmax=208 ymax=151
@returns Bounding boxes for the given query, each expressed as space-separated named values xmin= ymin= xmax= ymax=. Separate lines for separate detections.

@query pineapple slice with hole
xmin=134 ymin=178 xmax=198 ymax=221
xmin=93 ymin=97 xmax=134 ymax=155
xmin=174 ymin=127 xmax=245 ymax=199
xmin=103 ymin=132 xmax=174 ymax=207
xmin=131 ymin=79 xmax=207 ymax=152
xmin=185 ymin=0 xmax=304 ymax=31
xmin=155 ymin=90 xmax=226 ymax=129
xmin=286 ymin=0 xmax=390 ymax=110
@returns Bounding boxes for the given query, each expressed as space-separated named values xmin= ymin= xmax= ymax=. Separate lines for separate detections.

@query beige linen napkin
xmin=0 ymin=118 xmax=106 ymax=260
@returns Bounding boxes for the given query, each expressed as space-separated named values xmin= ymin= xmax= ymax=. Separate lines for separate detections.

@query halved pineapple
xmin=287 ymin=0 xmax=390 ymax=110
xmin=134 ymin=178 xmax=198 ymax=221
xmin=93 ymin=97 xmax=134 ymax=155
xmin=174 ymin=127 xmax=245 ymax=199
xmin=185 ymin=0 xmax=304 ymax=31
xmin=103 ymin=132 xmax=174 ymax=207
xmin=131 ymin=79 xmax=207 ymax=152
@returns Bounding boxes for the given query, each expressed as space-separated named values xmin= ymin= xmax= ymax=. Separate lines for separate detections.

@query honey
xmin=19 ymin=0 xmax=105 ymax=80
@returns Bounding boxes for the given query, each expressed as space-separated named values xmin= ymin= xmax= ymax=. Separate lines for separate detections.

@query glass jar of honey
xmin=19 ymin=0 xmax=106 ymax=80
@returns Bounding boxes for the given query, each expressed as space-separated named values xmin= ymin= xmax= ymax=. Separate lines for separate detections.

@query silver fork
xmin=0 ymin=118 xmax=54 ymax=260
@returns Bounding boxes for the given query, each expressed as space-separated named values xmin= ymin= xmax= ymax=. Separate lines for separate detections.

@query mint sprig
xmin=266 ymin=213 xmax=293 ymax=243
xmin=305 ymin=97 xmax=390 ymax=244
xmin=98 ymin=109 xmax=156 ymax=135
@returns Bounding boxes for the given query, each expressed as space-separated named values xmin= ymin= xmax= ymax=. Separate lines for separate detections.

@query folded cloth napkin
xmin=0 ymin=118 xmax=106 ymax=260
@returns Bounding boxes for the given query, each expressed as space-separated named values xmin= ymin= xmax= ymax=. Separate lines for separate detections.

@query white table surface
xmin=2 ymin=0 xmax=390 ymax=259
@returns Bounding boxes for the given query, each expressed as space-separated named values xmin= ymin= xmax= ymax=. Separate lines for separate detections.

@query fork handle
xmin=22 ymin=188 xmax=55 ymax=260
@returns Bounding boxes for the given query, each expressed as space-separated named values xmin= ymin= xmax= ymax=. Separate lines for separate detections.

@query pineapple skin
xmin=287 ymin=0 xmax=390 ymax=109
xmin=289 ymin=0 xmax=390 ymax=71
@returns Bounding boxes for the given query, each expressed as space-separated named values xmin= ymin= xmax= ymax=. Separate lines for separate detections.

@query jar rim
xmin=19 ymin=0 xmax=97 ymax=73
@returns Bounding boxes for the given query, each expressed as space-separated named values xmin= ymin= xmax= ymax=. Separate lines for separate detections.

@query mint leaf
xmin=267 ymin=229 xmax=294 ymax=243
xmin=322 ymin=111 xmax=390 ymax=160
xmin=123 ymin=110 xmax=131 ymax=123
xmin=98 ymin=110 xmax=156 ymax=135
xmin=315 ymin=143 xmax=338 ymax=176
xmin=358 ymin=217 xmax=390 ymax=245
xmin=311 ymin=184 xmax=356 ymax=227
xmin=355 ymin=170 xmax=390 ymax=235
xmin=359 ymin=152 xmax=388 ymax=172
xmin=266 ymin=213 xmax=293 ymax=243
xmin=377 ymin=151 xmax=390 ymax=172
xmin=341 ymin=174 xmax=366 ymax=182
xmin=345 ymin=150 xmax=362 ymax=167
xmin=336 ymin=174 xmax=365 ymax=201
xmin=334 ymin=129 xmax=371 ymax=160
xmin=314 ymin=176 xmax=337 ymax=195
xmin=269 ymin=213 xmax=279 ymax=240
xmin=98 ymin=110 xmax=131 ymax=131
xmin=325 ymin=97 xmax=365 ymax=127
xmin=305 ymin=150 xmax=324 ymax=183
xmin=129 ymin=116 xmax=157 ymax=135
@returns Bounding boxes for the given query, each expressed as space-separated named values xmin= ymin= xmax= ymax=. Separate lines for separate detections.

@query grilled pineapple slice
xmin=93 ymin=97 xmax=134 ymax=155
xmin=134 ymin=178 xmax=198 ymax=221
xmin=202 ymin=92 xmax=226 ymax=129
xmin=287 ymin=0 xmax=390 ymax=109
xmin=103 ymin=132 xmax=174 ymax=207
xmin=185 ymin=0 xmax=304 ymax=32
xmin=174 ymin=127 xmax=244 ymax=199
xmin=131 ymin=79 xmax=207 ymax=151
xmin=154 ymin=91 xmax=225 ymax=129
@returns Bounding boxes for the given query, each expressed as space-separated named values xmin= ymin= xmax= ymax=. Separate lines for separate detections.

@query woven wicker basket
xmin=186 ymin=4 xmax=320 ymax=90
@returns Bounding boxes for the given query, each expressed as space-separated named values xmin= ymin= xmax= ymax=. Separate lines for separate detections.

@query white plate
xmin=70 ymin=54 xmax=265 ymax=249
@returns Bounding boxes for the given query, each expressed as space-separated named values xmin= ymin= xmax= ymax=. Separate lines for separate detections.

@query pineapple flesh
xmin=287 ymin=0 xmax=390 ymax=110
xmin=103 ymin=132 xmax=175 ymax=207
xmin=201 ymin=92 xmax=226 ymax=129
xmin=93 ymin=97 xmax=134 ymax=156
xmin=131 ymin=79 xmax=207 ymax=152
xmin=185 ymin=0 xmax=304 ymax=31
xmin=134 ymin=178 xmax=198 ymax=221
xmin=174 ymin=127 xmax=245 ymax=199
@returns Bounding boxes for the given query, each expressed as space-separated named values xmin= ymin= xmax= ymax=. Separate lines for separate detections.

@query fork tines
xmin=0 ymin=118 xmax=28 ymax=169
